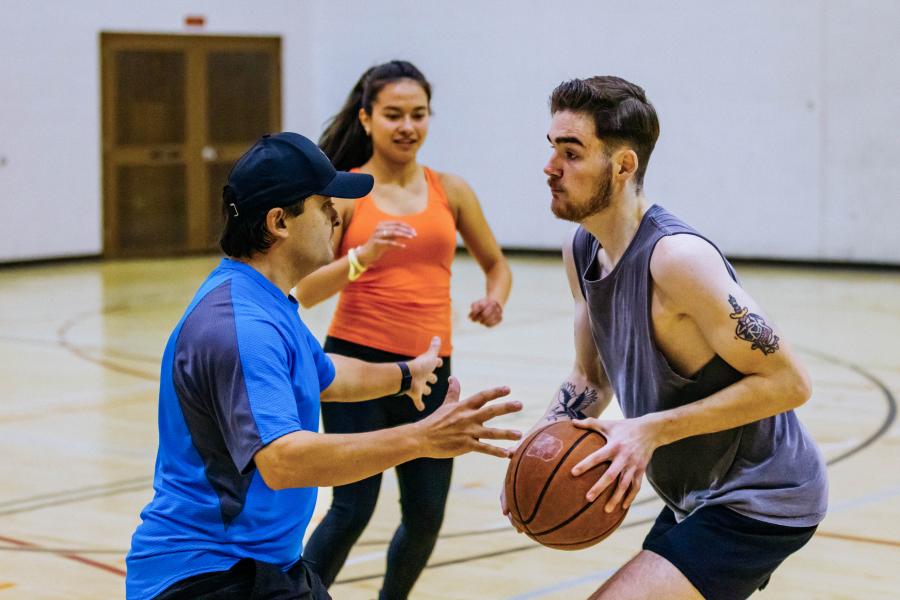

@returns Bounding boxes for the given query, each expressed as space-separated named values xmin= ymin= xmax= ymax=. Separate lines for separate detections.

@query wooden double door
xmin=101 ymin=33 xmax=281 ymax=257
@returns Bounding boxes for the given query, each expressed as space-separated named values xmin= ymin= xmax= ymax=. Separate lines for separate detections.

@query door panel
xmin=115 ymin=51 xmax=186 ymax=146
xmin=207 ymin=51 xmax=274 ymax=144
xmin=102 ymin=34 xmax=281 ymax=257
xmin=116 ymin=165 xmax=188 ymax=251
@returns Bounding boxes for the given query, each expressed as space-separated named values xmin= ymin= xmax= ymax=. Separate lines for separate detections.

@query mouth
xmin=547 ymin=179 xmax=564 ymax=194
xmin=393 ymin=139 xmax=417 ymax=148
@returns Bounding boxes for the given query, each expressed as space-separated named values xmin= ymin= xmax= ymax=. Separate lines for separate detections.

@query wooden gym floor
xmin=0 ymin=252 xmax=898 ymax=599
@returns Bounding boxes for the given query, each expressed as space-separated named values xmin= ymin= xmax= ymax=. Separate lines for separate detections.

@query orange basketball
xmin=504 ymin=420 xmax=629 ymax=550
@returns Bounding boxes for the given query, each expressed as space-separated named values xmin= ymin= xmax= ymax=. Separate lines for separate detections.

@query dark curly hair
xmin=550 ymin=76 xmax=659 ymax=191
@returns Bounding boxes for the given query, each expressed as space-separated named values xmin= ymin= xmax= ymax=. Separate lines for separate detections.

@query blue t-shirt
xmin=126 ymin=259 xmax=336 ymax=600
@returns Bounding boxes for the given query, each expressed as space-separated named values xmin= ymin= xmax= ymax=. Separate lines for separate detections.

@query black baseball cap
xmin=224 ymin=132 xmax=373 ymax=218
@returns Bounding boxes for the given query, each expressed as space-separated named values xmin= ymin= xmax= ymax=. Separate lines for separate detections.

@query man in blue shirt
xmin=126 ymin=133 xmax=523 ymax=600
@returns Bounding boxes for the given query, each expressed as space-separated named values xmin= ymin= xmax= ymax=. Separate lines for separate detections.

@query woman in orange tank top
xmin=296 ymin=61 xmax=511 ymax=599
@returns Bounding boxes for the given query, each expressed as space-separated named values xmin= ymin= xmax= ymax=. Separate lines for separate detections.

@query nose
xmin=544 ymin=155 xmax=561 ymax=178
xmin=399 ymin=116 xmax=414 ymax=132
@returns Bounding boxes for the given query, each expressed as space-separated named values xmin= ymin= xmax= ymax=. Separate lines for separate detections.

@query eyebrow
xmin=381 ymin=105 xmax=428 ymax=111
xmin=547 ymin=134 xmax=585 ymax=147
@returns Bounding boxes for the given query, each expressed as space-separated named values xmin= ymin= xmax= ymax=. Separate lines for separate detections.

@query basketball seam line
xmin=530 ymin=497 xmax=627 ymax=538
xmin=520 ymin=430 xmax=593 ymax=527
xmin=538 ymin=513 xmax=627 ymax=548
xmin=510 ymin=421 xmax=556 ymax=525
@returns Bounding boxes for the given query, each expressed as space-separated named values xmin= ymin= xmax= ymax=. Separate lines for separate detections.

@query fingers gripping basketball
xmin=504 ymin=420 xmax=630 ymax=550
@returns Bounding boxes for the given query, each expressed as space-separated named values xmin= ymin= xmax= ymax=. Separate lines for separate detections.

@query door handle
xmin=201 ymin=146 xmax=219 ymax=162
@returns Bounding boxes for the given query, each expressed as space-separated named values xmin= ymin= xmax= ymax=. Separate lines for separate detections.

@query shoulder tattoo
xmin=548 ymin=382 xmax=598 ymax=421
xmin=728 ymin=294 xmax=780 ymax=355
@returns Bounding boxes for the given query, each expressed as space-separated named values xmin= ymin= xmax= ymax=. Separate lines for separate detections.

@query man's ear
xmin=266 ymin=207 xmax=290 ymax=240
xmin=614 ymin=148 xmax=639 ymax=182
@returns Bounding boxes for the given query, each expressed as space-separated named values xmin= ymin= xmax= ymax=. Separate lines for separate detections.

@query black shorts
xmin=642 ymin=505 xmax=817 ymax=600
xmin=154 ymin=557 xmax=331 ymax=600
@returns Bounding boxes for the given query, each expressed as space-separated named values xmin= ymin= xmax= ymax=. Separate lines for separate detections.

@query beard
xmin=550 ymin=161 xmax=613 ymax=223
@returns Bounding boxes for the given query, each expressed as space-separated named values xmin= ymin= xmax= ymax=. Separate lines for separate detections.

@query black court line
xmin=0 ymin=481 xmax=151 ymax=518
xmin=55 ymin=305 xmax=166 ymax=381
xmin=336 ymin=517 xmax=658 ymax=585
xmin=334 ymin=347 xmax=897 ymax=586
xmin=0 ymin=477 xmax=149 ymax=510
xmin=0 ymin=334 xmax=158 ymax=364
xmin=355 ymin=494 xmax=663 ymax=547
xmin=0 ymin=545 xmax=124 ymax=554
xmin=797 ymin=345 xmax=898 ymax=466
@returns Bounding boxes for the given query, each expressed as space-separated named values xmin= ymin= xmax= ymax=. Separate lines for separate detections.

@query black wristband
xmin=395 ymin=361 xmax=412 ymax=396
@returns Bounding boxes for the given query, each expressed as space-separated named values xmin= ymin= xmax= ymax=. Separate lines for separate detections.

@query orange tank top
xmin=328 ymin=167 xmax=457 ymax=357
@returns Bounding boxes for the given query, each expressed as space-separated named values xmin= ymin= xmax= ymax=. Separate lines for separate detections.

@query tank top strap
xmin=571 ymin=226 xmax=601 ymax=298
xmin=344 ymin=167 xmax=373 ymax=219
xmin=644 ymin=206 xmax=740 ymax=284
xmin=423 ymin=167 xmax=452 ymax=212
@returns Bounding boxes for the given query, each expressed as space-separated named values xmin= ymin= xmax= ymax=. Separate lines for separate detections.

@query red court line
xmin=818 ymin=531 xmax=900 ymax=548
xmin=0 ymin=535 xmax=126 ymax=577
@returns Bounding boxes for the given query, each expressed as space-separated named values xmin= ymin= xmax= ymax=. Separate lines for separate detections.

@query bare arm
xmin=294 ymin=199 xmax=415 ymax=308
xmin=442 ymin=172 xmax=512 ymax=327
xmin=255 ymin=426 xmax=423 ymax=489
xmin=543 ymin=228 xmax=614 ymax=424
xmin=321 ymin=337 xmax=443 ymax=411
xmin=640 ymin=234 xmax=810 ymax=441
xmin=255 ymin=378 xmax=522 ymax=489
xmin=294 ymin=255 xmax=355 ymax=308
xmin=572 ymin=234 xmax=811 ymax=511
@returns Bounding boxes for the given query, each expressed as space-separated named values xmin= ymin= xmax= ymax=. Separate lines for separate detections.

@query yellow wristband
xmin=347 ymin=247 xmax=366 ymax=281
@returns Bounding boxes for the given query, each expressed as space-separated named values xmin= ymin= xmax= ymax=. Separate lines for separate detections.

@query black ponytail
xmin=319 ymin=60 xmax=432 ymax=171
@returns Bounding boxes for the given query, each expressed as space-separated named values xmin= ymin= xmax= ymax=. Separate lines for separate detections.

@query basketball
xmin=504 ymin=420 xmax=629 ymax=550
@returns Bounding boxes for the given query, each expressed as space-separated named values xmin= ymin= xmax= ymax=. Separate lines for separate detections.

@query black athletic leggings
xmin=303 ymin=337 xmax=453 ymax=600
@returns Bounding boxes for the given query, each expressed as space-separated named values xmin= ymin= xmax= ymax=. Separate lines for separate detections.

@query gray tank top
xmin=572 ymin=205 xmax=827 ymax=526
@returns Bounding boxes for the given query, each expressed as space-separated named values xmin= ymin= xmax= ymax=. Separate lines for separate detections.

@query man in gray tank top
xmin=502 ymin=77 xmax=827 ymax=600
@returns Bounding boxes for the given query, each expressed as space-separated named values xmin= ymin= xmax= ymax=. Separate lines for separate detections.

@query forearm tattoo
xmin=728 ymin=294 xmax=780 ymax=355
xmin=547 ymin=382 xmax=599 ymax=421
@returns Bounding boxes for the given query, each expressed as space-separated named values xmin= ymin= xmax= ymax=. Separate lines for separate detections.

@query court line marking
xmin=0 ymin=535 xmax=125 ymax=577
xmin=335 ymin=543 xmax=538 ymax=585
xmin=0 ymin=546 xmax=124 ymax=554
xmin=0 ymin=477 xmax=149 ymax=510
xmin=797 ymin=345 xmax=897 ymax=466
xmin=344 ymin=550 xmax=386 ymax=566
xmin=816 ymin=532 xmax=900 ymax=548
xmin=504 ymin=568 xmax=618 ymax=600
xmin=828 ymin=484 xmax=900 ymax=514
xmin=56 ymin=307 xmax=159 ymax=381
xmin=0 ymin=481 xmax=150 ymax=518
xmin=7 ymin=480 xmax=900 ymax=565
xmin=0 ymin=334 xmax=156 ymax=364
xmin=499 ymin=528 xmax=900 ymax=600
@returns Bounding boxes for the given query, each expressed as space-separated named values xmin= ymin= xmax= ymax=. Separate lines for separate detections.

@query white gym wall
xmin=1 ymin=0 xmax=898 ymax=263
